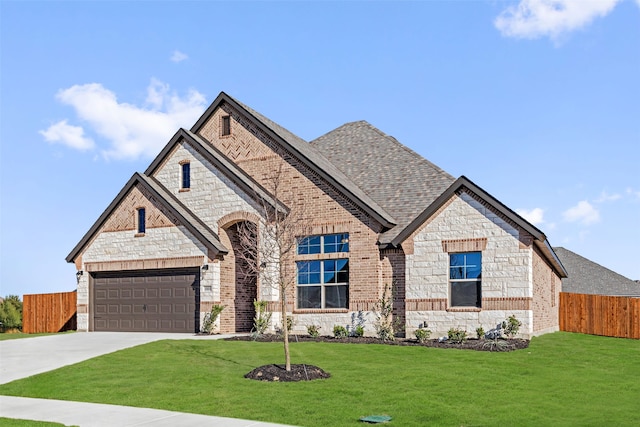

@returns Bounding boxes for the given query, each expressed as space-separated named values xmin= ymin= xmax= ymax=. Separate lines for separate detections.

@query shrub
xmin=502 ymin=315 xmax=522 ymax=338
xmin=447 ymin=327 xmax=467 ymax=344
xmin=350 ymin=311 xmax=366 ymax=337
xmin=307 ymin=325 xmax=320 ymax=338
xmin=414 ymin=326 xmax=431 ymax=343
xmin=0 ymin=295 xmax=23 ymax=332
xmin=201 ymin=304 xmax=225 ymax=334
xmin=252 ymin=300 xmax=272 ymax=337
xmin=373 ymin=284 xmax=399 ymax=341
xmin=333 ymin=325 xmax=348 ymax=338
xmin=476 ymin=326 xmax=485 ymax=340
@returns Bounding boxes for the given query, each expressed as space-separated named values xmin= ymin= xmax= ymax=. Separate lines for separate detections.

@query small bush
xmin=333 ymin=325 xmax=348 ymax=338
xmin=476 ymin=326 xmax=485 ymax=340
xmin=252 ymin=300 xmax=272 ymax=337
xmin=502 ymin=315 xmax=522 ymax=338
xmin=0 ymin=295 xmax=22 ymax=332
xmin=307 ymin=324 xmax=320 ymax=338
xmin=201 ymin=304 xmax=225 ymax=334
xmin=350 ymin=311 xmax=366 ymax=337
xmin=447 ymin=327 xmax=467 ymax=344
xmin=353 ymin=325 xmax=365 ymax=337
xmin=414 ymin=326 xmax=431 ymax=343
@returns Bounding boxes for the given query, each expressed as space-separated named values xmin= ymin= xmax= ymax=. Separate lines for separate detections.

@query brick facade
xmin=70 ymin=94 xmax=563 ymax=338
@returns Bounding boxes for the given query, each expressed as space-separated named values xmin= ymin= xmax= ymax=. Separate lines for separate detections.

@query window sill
xmin=446 ymin=307 xmax=481 ymax=312
xmin=134 ymin=233 xmax=145 ymax=238
xmin=179 ymin=188 xmax=190 ymax=193
xmin=293 ymin=308 xmax=349 ymax=314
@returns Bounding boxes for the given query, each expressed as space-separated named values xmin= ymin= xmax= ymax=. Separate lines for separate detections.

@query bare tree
xmin=236 ymin=158 xmax=310 ymax=371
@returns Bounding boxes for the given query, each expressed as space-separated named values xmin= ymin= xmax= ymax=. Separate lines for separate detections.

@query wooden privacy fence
xmin=23 ymin=291 xmax=77 ymax=333
xmin=560 ymin=292 xmax=640 ymax=339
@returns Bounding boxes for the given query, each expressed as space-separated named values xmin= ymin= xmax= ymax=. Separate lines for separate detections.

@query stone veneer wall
xmin=404 ymin=191 xmax=535 ymax=338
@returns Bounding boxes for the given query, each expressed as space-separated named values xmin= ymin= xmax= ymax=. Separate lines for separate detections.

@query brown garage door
xmin=92 ymin=269 xmax=200 ymax=333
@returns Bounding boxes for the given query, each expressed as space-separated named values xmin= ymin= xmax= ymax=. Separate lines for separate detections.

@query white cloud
xmin=40 ymin=120 xmax=95 ymax=151
xmin=516 ymin=207 xmax=545 ymax=225
xmin=49 ymin=80 xmax=207 ymax=160
xmin=494 ymin=0 xmax=621 ymax=40
xmin=626 ymin=187 xmax=640 ymax=200
xmin=170 ymin=50 xmax=188 ymax=63
xmin=594 ymin=190 xmax=622 ymax=203
xmin=563 ymin=200 xmax=600 ymax=225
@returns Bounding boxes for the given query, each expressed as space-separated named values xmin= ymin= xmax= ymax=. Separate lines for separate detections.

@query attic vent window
xmin=136 ymin=207 xmax=146 ymax=235
xmin=180 ymin=162 xmax=190 ymax=190
xmin=221 ymin=115 xmax=231 ymax=136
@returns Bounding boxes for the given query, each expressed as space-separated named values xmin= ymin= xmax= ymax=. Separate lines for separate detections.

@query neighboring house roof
xmin=190 ymin=92 xmax=397 ymax=229
xmin=145 ymin=128 xmax=289 ymax=216
xmin=553 ymin=247 xmax=640 ymax=296
xmin=310 ymin=121 xmax=456 ymax=243
xmin=66 ymin=173 xmax=228 ymax=263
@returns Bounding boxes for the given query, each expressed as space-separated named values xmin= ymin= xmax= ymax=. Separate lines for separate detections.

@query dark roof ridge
xmin=190 ymin=92 xmax=397 ymax=229
xmin=66 ymin=172 xmax=228 ymax=264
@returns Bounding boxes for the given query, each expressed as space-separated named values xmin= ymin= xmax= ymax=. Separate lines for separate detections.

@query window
xmin=449 ymin=252 xmax=481 ymax=308
xmin=137 ymin=208 xmax=146 ymax=234
xmin=221 ymin=115 xmax=231 ymax=136
xmin=297 ymin=259 xmax=349 ymax=309
xmin=181 ymin=162 xmax=190 ymax=189
xmin=297 ymin=233 xmax=349 ymax=255
xmin=296 ymin=233 xmax=349 ymax=309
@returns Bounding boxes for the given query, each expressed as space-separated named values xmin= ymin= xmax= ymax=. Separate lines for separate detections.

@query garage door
xmin=92 ymin=268 xmax=200 ymax=333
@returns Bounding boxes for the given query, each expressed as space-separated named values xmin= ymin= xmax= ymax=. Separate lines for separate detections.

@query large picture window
xmin=449 ymin=252 xmax=482 ymax=308
xmin=296 ymin=233 xmax=349 ymax=309
xmin=297 ymin=259 xmax=349 ymax=309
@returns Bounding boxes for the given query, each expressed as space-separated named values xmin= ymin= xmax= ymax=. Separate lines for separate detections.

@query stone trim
xmin=441 ymin=238 xmax=488 ymax=253
xmin=406 ymin=298 xmax=448 ymax=311
xmin=218 ymin=211 xmax=261 ymax=229
xmin=85 ymin=256 xmax=204 ymax=272
xmin=77 ymin=304 xmax=88 ymax=314
xmin=405 ymin=297 xmax=531 ymax=311
xmin=293 ymin=308 xmax=349 ymax=314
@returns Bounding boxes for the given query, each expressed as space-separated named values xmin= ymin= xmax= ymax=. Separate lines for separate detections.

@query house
xmin=553 ymin=247 xmax=640 ymax=297
xmin=66 ymin=92 xmax=567 ymax=338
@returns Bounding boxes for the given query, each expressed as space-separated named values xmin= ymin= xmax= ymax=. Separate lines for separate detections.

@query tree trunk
xmin=281 ymin=292 xmax=291 ymax=371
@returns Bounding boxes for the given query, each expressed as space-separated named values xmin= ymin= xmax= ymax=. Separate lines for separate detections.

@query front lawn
xmin=0 ymin=332 xmax=637 ymax=426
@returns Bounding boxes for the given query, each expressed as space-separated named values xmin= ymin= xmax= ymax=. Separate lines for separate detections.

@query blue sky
xmin=1 ymin=0 xmax=639 ymax=297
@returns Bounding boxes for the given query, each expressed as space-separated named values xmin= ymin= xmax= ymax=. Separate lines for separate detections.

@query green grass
xmin=0 ymin=418 xmax=71 ymax=426
xmin=0 ymin=332 xmax=75 ymax=341
xmin=0 ymin=332 xmax=638 ymax=426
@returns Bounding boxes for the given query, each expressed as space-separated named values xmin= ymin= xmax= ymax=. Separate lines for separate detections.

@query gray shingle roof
xmin=310 ymin=121 xmax=455 ymax=243
xmin=554 ymin=247 xmax=640 ymax=296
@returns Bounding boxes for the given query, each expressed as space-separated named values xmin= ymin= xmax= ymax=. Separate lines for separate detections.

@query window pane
xmin=325 ymin=285 xmax=348 ymax=308
xmin=324 ymin=260 xmax=336 ymax=283
xmin=137 ymin=208 xmax=146 ymax=233
xmin=297 ymin=236 xmax=321 ymax=255
xmin=298 ymin=286 xmax=321 ymax=309
xmin=324 ymin=233 xmax=349 ymax=253
xmin=451 ymin=281 xmax=481 ymax=307
xmin=465 ymin=252 xmax=482 ymax=279
xmin=297 ymin=261 xmax=321 ymax=284
xmin=336 ymin=259 xmax=349 ymax=283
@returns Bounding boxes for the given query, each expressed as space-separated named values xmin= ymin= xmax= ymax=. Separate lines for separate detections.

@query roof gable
xmin=387 ymin=175 xmax=567 ymax=277
xmin=66 ymin=173 xmax=227 ymax=263
xmin=190 ymin=92 xmax=396 ymax=229
xmin=145 ymin=128 xmax=289 ymax=216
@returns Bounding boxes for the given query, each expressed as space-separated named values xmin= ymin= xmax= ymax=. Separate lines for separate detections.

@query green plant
xmin=350 ymin=311 xmax=366 ymax=337
xmin=502 ymin=315 xmax=522 ymax=338
xmin=251 ymin=300 xmax=272 ymax=337
xmin=414 ymin=326 xmax=431 ymax=343
xmin=476 ymin=326 xmax=485 ymax=340
xmin=373 ymin=284 xmax=399 ymax=341
xmin=333 ymin=325 xmax=348 ymax=338
xmin=0 ymin=295 xmax=22 ymax=332
xmin=307 ymin=325 xmax=320 ymax=338
xmin=447 ymin=327 xmax=467 ymax=344
xmin=201 ymin=304 xmax=225 ymax=334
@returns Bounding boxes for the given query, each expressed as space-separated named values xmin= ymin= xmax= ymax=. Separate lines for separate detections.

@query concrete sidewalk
xmin=0 ymin=333 xmax=295 ymax=426
xmin=0 ymin=395 xmax=292 ymax=426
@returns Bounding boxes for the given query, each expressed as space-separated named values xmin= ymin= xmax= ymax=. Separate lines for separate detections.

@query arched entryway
xmin=219 ymin=219 xmax=258 ymax=333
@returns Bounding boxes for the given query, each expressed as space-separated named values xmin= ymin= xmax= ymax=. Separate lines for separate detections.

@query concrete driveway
xmin=0 ymin=332 xmax=234 ymax=384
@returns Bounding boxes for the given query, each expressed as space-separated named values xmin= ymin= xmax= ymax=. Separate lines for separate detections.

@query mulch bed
xmin=230 ymin=334 xmax=529 ymax=382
